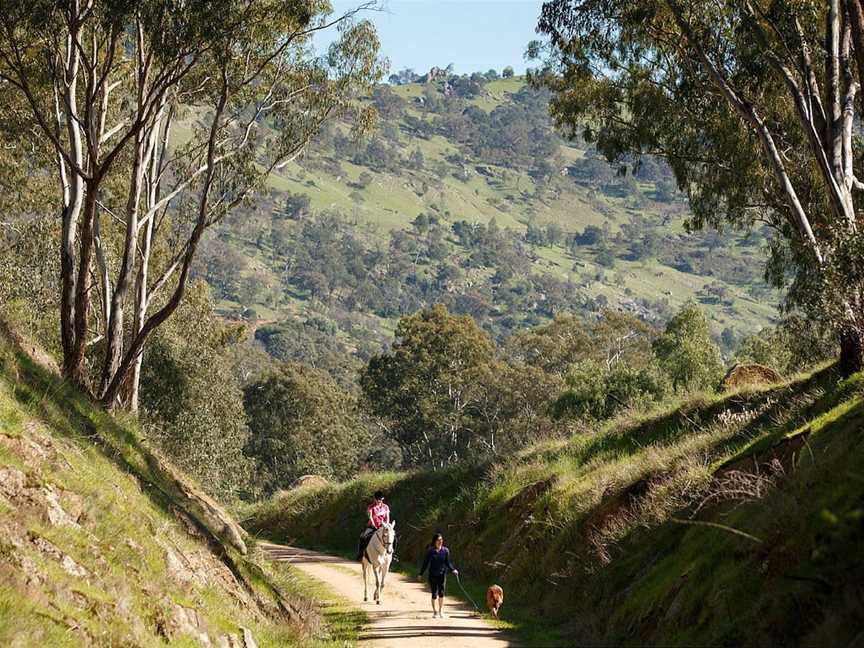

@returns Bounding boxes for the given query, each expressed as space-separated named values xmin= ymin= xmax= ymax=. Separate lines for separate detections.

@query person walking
xmin=418 ymin=532 xmax=458 ymax=618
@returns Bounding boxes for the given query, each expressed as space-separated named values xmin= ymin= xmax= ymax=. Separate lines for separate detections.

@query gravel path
xmin=260 ymin=543 xmax=511 ymax=647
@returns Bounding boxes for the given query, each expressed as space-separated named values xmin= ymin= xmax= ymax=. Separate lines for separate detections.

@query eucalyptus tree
xmin=360 ymin=305 xmax=500 ymax=468
xmin=0 ymin=0 xmax=383 ymax=408
xmin=534 ymin=0 xmax=864 ymax=374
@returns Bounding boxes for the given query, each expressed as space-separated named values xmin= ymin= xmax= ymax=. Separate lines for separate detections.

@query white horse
xmin=361 ymin=521 xmax=395 ymax=604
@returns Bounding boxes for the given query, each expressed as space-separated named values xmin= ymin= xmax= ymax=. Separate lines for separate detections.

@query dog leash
xmin=454 ymin=571 xmax=481 ymax=613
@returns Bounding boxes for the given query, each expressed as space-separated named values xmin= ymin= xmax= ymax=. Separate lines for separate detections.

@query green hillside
xmin=196 ymin=74 xmax=780 ymax=368
xmin=0 ymin=323 xmax=362 ymax=647
xmin=246 ymin=363 xmax=864 ymax=646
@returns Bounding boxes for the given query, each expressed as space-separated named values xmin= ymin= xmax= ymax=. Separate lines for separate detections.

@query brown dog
xmin=486 ymin=584 xmax=504 ymax=618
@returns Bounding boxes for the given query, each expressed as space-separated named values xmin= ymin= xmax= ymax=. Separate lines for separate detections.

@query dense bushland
xmin=2 ymin=197 xmax=832 ymax=500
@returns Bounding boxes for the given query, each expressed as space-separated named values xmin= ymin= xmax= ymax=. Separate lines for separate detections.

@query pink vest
xmin=368 ymin=502 xmax=389 ymax=527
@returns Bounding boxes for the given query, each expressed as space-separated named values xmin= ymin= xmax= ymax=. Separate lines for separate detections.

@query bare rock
xmin=152 ymin=458 xmax=247 ymax=555
xmin=164 ymin=546 xmax=196 ymax=586
xmin=31 ymin=535 xmax=89 ymax=578
xmin=31 ymin=536 xmax=63 ymax=560
xmin=0 ymin=433 xmax=52 ymax=464
xmin=42 ymin=486 xmax=81 ymax=528
xmin=239 ymin=626 xmax=258 ymax=648
xmin=173 ymin=506 xmax=206 ymax=540
xmin=0 ymin=520 xmax=28 ymax=550
xmin=61 ymin=554 xmax=88 ymax=578
xmin=0 ymin=467 xmax=26 ymax=500
xmin=171 ymin=603 xmax=212 ymax=646
xmin=0 ymin=470 xmax=83 ymax=529
xmin=18 ymin=555 xmax=44 ymax=586
xmin=59 ymin=490 xmax=84 ymax=524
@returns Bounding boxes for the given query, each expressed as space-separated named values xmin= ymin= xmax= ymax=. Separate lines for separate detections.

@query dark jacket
xmin=419 ymin=546 xmax=456 ymax=579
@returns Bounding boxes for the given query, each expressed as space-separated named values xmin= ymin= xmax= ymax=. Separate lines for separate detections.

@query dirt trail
xmin=260 ymin=543 xmax=511 ymax=647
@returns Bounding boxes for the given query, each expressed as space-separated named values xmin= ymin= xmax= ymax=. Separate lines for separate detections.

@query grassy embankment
xmin=246 ymin=365 xmax=864 ymax=646
xmin=0 ymin=321 xmax=365 ymax=647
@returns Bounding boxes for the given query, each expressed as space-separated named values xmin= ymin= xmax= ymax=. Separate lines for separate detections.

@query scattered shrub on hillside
xmin=195 ymin=238 xmax=249 ymax=301
xmin=407 ymin=148 xmax=425 ymax=170
xmin=282 ymin=192 xmax=311 ymax=220
xmin=553 ymin=359 xmax=668 ymax=421
xmin=372 ymin=84 xmax=407 ymax=119
xmin=653 ymin=304 xmax=725 ymax=392
xmin=736 ymin=316 xmax=837 ymax=375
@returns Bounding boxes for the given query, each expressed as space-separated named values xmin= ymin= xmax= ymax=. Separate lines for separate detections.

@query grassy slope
xmin=0 ymin=325 xmax=364 ymax=647
xmin=245 ymin=367 xmax=864 ymax=646
xmin=216 ymin=76 xmax=778 ymax=337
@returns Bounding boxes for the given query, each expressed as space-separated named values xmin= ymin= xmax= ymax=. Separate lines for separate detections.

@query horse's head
xmin=379 ymin=520 xmax=396 ymax=555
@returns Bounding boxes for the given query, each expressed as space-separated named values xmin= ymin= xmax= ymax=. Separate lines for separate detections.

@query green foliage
xmin=0 ymin=0 xmax=386 ymax=405
xmin=254 ymin=318 xmax=365 ymax=387
xmin=244 ymin=362 xmax=370 ymax=491
xmin=653 ymin=304 xmax=724 ymax=392
xmin=736 ymin=316 xmax=837 ymax=375
xmin=735 ymin=328 xmax=793 ymax=375
xmin=0 ymin=217 xmax=59 ymax=352
xmin=140 ymin=283 xmax=253 ymax=498
xmin=359 ymin=305 xmax=565 ymax=468
xmin=509 ymin=311 xmax=655 ymax=375
xmin=534 ymin=0 xmax=864 ymax=368
xmin=553 ymin=359 xmax=667 ymax=421
xmin=361 ymin=305 xmax=500 ymax=467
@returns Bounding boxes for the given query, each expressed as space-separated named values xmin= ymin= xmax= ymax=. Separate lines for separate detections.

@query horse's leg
xmin=373 ymin=562 xmax=381 ymax=604
xmin=362 ymin=559 xmax=368 ymax=602
xmin=380 ymin=559 xmax=389 ymax=591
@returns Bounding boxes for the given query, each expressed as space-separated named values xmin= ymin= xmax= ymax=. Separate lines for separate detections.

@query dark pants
xmin=357 ymin=527 xmax=375 ymax=560
xmin=429 ymin=574 xmax=446 ymax=599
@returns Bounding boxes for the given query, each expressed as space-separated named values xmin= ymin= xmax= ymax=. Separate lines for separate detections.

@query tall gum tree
xmin=534 ymin=0 xmax=864 ymax=374
xmin=0 ymin=0 xmax=384 ymax=408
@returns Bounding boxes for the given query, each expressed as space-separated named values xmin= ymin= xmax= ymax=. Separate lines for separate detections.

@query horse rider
xmin=357 ymin=490 xmax=392 ymax=561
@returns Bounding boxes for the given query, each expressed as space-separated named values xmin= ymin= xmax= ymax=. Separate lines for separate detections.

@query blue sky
xmin=321 ymin=1 xmax=545 ymax=76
